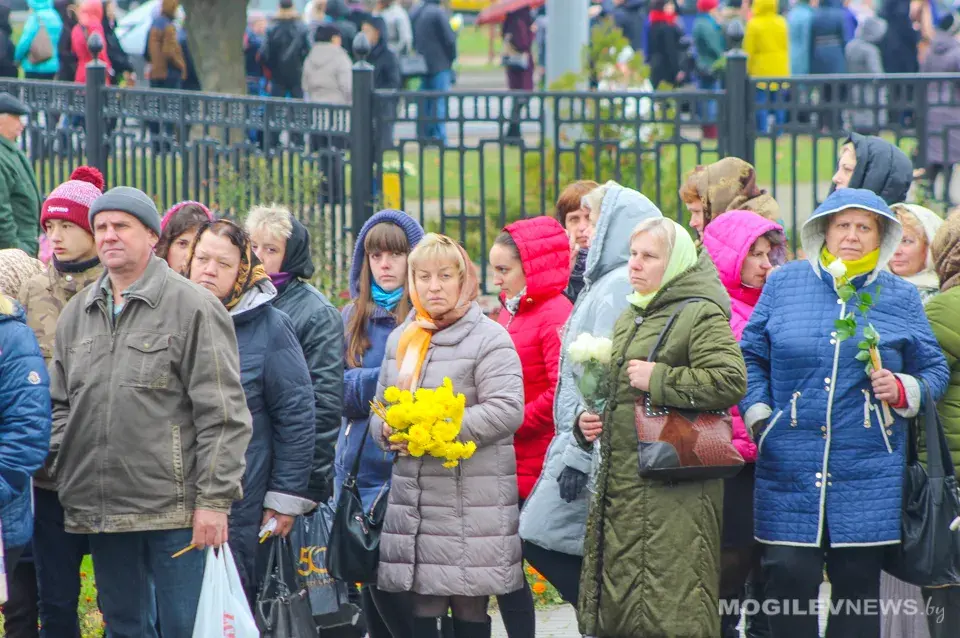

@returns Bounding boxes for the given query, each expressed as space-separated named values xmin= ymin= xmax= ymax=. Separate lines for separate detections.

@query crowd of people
xmin=0 ymin=128 xmax=959 ymax=638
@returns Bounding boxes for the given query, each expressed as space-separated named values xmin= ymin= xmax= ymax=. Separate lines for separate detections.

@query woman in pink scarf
xmin=702 ymin=208 xmax=786 ymax=637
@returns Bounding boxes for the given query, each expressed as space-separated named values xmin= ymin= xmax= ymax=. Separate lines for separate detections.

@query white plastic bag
xmin=192 ymin=543 xmax=259 ymax=638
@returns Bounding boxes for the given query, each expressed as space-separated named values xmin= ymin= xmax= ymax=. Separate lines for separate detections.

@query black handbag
xmin=326 ymin=421 xmax=389 ymax=584
xmin=255 ymin=537 xmax=316 ymax=637
xmin=884 ymin=381 xmax=960 ymax=587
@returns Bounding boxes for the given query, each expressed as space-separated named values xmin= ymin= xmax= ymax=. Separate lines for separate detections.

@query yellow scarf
xmin=820 ymin=246 xmax=880 ymax=280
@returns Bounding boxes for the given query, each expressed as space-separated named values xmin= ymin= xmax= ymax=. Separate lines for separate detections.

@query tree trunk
xmin=181 ymin=0 xmax=247 ymax=96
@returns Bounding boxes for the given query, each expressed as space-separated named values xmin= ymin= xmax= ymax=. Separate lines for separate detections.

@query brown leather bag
xmin=28 ymin=22 xmax=54 ymax=65
xmin=634 ymin=298 xmax=744 ymax=482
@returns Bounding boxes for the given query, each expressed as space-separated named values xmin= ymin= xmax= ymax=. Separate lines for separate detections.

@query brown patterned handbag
xmin=634 ymin=298 xmax=745 ymax=482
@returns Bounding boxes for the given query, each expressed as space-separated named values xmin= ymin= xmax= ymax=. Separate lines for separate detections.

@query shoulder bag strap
xmin=920 ymin=378 xmax=956 ymax=479
xmin=345 ymin=419 xmax=372 ymax=486
xmin=646 ymin=297 xmax=718 ymax=363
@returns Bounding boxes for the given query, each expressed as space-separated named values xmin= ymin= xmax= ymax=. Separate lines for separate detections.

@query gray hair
xmin=630 ymin=217 xmax=677 ymax=261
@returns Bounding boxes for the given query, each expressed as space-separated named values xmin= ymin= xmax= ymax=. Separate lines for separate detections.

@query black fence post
xmin=723 ymin=22 xmax=751 ymax=164
xmin=84 ymin=32 xmax=107 ymax=177
xmin=351 ymin=33 xmax=376 ymax=233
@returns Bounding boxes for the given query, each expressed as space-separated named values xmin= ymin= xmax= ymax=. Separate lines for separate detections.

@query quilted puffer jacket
xmin=703 ymin=210 xmax=784 ymax=462
xmin=496 ymin=216 xmax=572 ymax=500
xmin=371 ymin=303 xmax=525 ymax=596
xmin=0 ymin=299 xmax=51 ymax=550
xmin=520 ymin=185 xmax=663 ymax=557
xmin=831 ymin=132 xmax=913 ymax=205
xmin=739 ymin=189 xmax=950 ymax=547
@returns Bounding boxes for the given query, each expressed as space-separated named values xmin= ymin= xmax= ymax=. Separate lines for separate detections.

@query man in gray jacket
xmin=49 ymin=187 xmax=253 ymax=638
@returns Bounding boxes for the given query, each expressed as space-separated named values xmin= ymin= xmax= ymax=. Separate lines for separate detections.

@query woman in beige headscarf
xmin=0 ymin=249 xmax=43 ymax=298
xmin=679 ymin=157 xmax=781 ymax=239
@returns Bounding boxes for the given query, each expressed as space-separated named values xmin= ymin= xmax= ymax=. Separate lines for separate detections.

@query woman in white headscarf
xmin=888 ymin=203 xmax=944 ymax=305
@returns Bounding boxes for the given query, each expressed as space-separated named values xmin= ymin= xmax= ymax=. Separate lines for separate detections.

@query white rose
xmin=592 ymin=337 xmax=614 ymax=365
xmin=825 ymin=258 xmax=847 ymax=279
xmin=567 ymin=334 xmax=591 ymax=363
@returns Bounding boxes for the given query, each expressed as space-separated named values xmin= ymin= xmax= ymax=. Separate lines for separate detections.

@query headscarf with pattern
xmin=186 ymin=220 xmax=270 ymax=310
xmin=690 ymin=157 xmax=781 ymax=228
xmin=933 ymin=210 xmax=960 ymax=293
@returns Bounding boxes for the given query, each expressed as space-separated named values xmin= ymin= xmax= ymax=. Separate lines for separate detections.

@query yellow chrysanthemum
xmin=398 ymin=390 xmax=414 ymax=404
xmin=383 ymin=386 xmax=401 ymax=403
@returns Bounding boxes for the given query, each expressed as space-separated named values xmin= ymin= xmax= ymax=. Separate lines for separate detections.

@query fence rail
xmin=4 ymin=49 xmax=960 ymax=294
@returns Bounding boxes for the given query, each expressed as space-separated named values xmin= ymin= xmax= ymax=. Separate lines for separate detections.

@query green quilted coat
xmin=578 ymin=250 xmax=747 ymax=638
xmin=924 ymin=287 xmax=960 ymax=477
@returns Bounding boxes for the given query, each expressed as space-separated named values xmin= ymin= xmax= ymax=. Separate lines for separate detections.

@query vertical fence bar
xmin=724 ymin=50 xmax=750 ymax=164
xmin=350 ymin=36 xmax=375 ymax=233
xmin=84 ymin=33 xmax=107 ymax=175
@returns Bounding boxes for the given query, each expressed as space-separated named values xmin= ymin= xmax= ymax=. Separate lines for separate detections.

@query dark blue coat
xmin=740 ymin=189 xmax=950 ymax=547
xmin=227 ymin=285 xmax=315 ymax=593
xmin=0 ymin=301 xmax=51 ymax=550
xmin=410 ymin=0 xmax=457 ymax=75
xmin=334 ymin=209 xmax=424 ymax=512
xmin=809 ymin=0 xmax=849 ymax=74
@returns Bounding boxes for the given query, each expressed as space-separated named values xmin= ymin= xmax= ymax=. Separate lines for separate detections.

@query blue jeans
xmin=419 ymin=70 xmax=452 ymax=144
xmin=755 ymin=87 xmax=787 ymax=134
xmin=89 ymin=528 xmax=204 ymax=638
xmin=698 ymin=76 xmax=720 ymax=124
xmin=33 ymin=487 xmax=88 ymax=638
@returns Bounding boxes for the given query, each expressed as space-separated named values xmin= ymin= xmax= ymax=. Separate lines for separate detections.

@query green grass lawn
xmin=0 ymin=556 xmax=103 ymax=637
xmin=456 ymin=24 xmax=502 ymax=71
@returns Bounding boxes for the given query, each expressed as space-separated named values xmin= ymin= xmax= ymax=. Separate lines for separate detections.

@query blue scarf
xmin=372 ymin=282 xmax=404 ymax=311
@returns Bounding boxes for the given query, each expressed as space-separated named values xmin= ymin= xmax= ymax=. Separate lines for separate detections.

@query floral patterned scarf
xmin=186 ymin=220 xmax=270 ymax=310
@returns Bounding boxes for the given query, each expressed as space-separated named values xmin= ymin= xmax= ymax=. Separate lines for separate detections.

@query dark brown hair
xmin=345 ymin=222 xmax=412 ymax=368
xmin=555 ymin=180 xmax=599 ymax=226
xmin=493 ymin=230 xmax=520 ymax=260
xmin=157 ymin=204 xmax=211 ymax=261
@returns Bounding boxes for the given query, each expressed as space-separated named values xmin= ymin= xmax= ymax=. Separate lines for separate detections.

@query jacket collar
xmin=50 ymin=260 xmax=103 ymax=298
xmin=85 ymin=255 xmax=171 ymax=311
xmin=428 ymin=302 xmax=482 ymax=347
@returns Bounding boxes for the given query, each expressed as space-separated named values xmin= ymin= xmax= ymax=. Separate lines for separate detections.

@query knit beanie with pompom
xmin=40 ymin=166 xmax=105 ymax=235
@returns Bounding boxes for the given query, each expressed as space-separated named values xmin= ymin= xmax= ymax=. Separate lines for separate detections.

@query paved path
xmin=491 ymin=606 xmax=579 ymax=638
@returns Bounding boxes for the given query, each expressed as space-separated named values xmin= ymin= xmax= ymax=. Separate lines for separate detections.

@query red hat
xmin=40 ymin=166 xmax=105 ymax=235
xmin=697 ymin=0 xmax=719 ymax=12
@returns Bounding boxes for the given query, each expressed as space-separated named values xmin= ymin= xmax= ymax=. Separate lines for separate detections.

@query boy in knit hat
xmin=16 ymin=165 xmax=104 ymax=636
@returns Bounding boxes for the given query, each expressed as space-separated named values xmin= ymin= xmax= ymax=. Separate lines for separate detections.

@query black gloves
xmin=557 ymin=466 xmax=588 ymax=503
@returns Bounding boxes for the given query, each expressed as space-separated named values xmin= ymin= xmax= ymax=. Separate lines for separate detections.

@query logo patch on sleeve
xmin=27 ymin=371 xmax=41 ymax=385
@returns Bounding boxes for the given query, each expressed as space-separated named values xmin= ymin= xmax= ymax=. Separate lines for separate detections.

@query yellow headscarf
xmin=820 ymin=245 xmax=880 ymax=280
xmin=627 ymin=219 xmax=699 ymax=309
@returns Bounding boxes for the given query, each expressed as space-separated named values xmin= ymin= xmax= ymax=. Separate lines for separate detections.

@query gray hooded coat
xmin=519 ymin=184 xmax=663 ymax=556
xmin=844 ymin=16 xmax=887 ymax=130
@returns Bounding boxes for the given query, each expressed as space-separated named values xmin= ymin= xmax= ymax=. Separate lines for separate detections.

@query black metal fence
xmin=4 ymin=50 xmax=960 ymax=294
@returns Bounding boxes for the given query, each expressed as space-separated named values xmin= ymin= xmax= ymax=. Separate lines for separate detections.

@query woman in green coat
xmin=576 ymin=216 xmax=747 ymax=637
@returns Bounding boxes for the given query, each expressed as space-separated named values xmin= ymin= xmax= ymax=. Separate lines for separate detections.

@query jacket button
xmin=831 ymin=331 xmax=837 ymax=337
xmin=65 ymin=274 xmax=73 ymax=282
xmin=816 ymin=481 xmax=822 ymax=487
xmin=827 ymin=473 xmax=832 ymax=478
xmin=830 ymin=339 xmax=836 ymax=345
xmin=820 ymin=426 xmax=826 ymax=432
xmin=616 ymin=357 xmax=625 ymax=366
xmin=634 ymin=316 xmax=644 ymax=326
xmin=526 ymin=298 xmax=533 ymax=304
xmin=828 ymin=481 xmax=833 ymax=486
xmin=824 ymin=378 xmax=831 ymax=384
xmin=816 ymin=472 xmax=822 ymax=478
xmin=609 ymin=401 xmax=618 ymax=411
xmin=837 ymin=299 xmax=843 ymax=305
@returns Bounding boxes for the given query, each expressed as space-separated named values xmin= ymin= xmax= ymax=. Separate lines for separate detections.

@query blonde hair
xmin=630 ymin=217 xmax=677 ymax=260
xmin=245 ymin=204 xmax=293 ymax=241
xmin=581 ymin=180 xmax=619 ymax=224
xmin=408 ymin=233 xmax=465 ymax=278
xmin=895 ymin=209 xmax=927 ymax=249
xmin=0 ymin=294 xmax=13 ymax=316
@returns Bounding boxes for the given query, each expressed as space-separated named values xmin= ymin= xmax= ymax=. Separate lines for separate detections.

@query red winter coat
xmin=496 ymin=216 xmax=572 ymax=499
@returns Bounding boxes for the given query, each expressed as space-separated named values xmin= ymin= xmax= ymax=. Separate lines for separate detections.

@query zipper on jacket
xmin=789 ymin=392 xmax=801 ymax=427
xmin=864 ymin=390 xmax=894 ymax=453
xmin=456 ymin=464 xmax=463 ymax=518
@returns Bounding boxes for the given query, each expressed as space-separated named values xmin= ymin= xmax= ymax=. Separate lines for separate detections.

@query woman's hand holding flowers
xmin=578 ymin=412 xmax=603 ymax=442
xmin=383 ymin=422 xmax=410 ymax=455
xmin=871 ymin=369 xmax=902 ymax=405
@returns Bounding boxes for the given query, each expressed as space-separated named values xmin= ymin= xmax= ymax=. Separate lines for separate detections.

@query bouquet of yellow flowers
xmin=371 ymin=377 xmax=476 ymax=469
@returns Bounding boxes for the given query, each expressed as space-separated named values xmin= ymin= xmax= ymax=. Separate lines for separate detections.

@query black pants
xmin=3 ymin=546 xmax=39 ymax=638
xmin=761 ymin=537 xmax=884 ymax=637
xmin=362 ymin=584 xmax=413 ymax=638
xmin=267 ymin=82 xmax=304 ymax=149
xmin=922 ymin=587 xmax=960 ymax=638
xmin=522 ymin=541 xmax=582 ymax=607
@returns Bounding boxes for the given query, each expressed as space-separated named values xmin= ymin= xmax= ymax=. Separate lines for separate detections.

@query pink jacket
xmin=702 ymin=210 xmax=784 ymax=463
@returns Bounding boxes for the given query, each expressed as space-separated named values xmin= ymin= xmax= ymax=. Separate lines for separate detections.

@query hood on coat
xmin=305 ymin=41 xmax=347 ymax=71
xmin=702 ymin=210 xmax=784 ymax=298
xmin=802 ymin=188 xmax=902 ymax=283
xmin=277 ymin=215 xmax=317 ymax=281
xmin=752 ymin=0 xmax=777 ymax=16
xmin=931 ymin=30 xmax=960 ymax=56
xmin=933 ymin=211 xmax=960 ymax=291
xmin=855 ymin=15 xmax=887 ymax=44
xmin=890 ymin=203 xmax=944 ymax=287
xmin=836 ymin=132 xmax=913 ymax=206
xmin=349 ymin=209 xmax=425 ymax=298
xmin=28 ymin=0 xmax=54 ymax=11
xmin=229 ymin=277 xmax=277 ymax=317
xmin=503 ymin=216 xmax=571 ymax=303
xmin=78 ymin=0 xmax=103 ymax=27
xmin=585 ymin=184 xmax=663 ymax=286
xmin=646 ymin=249 xmax=732 ymax=317
xmin=160 ymin=200 xmax=214 ymax=231
xmin=0 ymin=297 xmax=27 ymax=324
xmin=0 ymin=249 xmax=44 ymax=297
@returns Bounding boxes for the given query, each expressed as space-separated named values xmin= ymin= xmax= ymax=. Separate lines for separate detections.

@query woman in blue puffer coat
xmin=739 ymin=188 xmax=950 ymax=638
xmin=186 ymin=220 xmax=316 ymax=602
xmin=15 ymin=0 xmax=63 ymax=79
xmin=0 ymin=294 xmax=51 ymax=575
xmin=337 ymin=209 xmax=424 ymax=638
